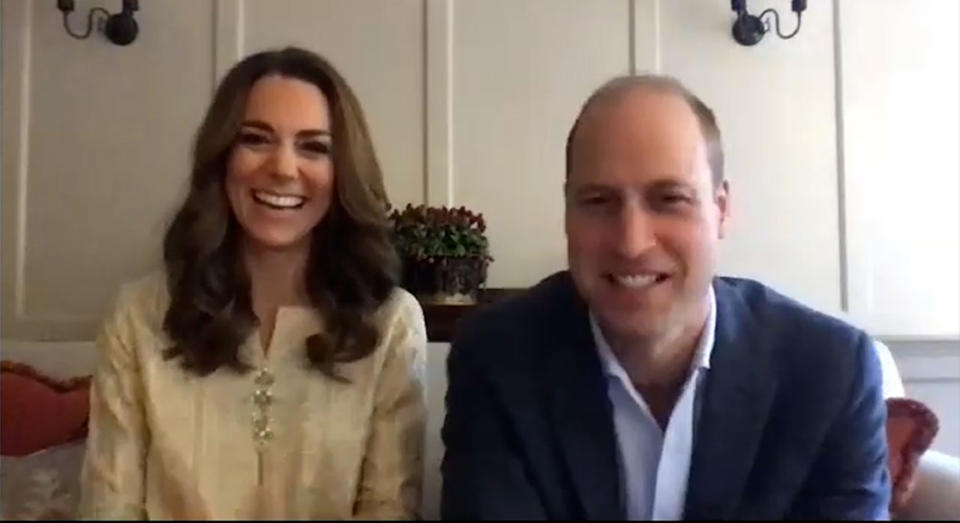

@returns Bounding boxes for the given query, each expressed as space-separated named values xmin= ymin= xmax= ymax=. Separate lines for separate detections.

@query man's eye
xmin=664 ymin=195 xmax=687 ymax=203
xmin=582 ymin=196 xmax=610 ymax=206
xmin=661 ymin=193 xmax=692 ymax=205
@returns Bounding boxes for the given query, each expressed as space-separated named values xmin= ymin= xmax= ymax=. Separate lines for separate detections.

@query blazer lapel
xmin=684 ymin=279 xmax=778 ymax=519
xmin=544 ymin=275 xmax=623 ymax=520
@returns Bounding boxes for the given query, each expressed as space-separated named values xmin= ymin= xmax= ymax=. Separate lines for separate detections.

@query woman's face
xmin=226 ymin=74 xmax=335 ymax=253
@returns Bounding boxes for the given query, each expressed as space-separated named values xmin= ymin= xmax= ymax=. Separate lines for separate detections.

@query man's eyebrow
xmin=568 ymin=182 xmax=617 ymax=194
xmin=647 ymin=179 xmax=693 ymax=191
xmin=570 ymin=178 xmax=692 ymax=192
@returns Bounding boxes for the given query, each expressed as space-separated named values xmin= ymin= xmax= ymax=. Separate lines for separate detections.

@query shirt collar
xmin=590 ymin=284 xmax=717 ymax=379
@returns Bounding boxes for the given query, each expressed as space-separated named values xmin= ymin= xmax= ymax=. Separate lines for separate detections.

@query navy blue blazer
xmin=441 ymin=271 xmax=890 ymax=520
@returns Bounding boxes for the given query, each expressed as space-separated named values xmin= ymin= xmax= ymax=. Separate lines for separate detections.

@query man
xmin=441 ymin=76 xmax=890 ymax=520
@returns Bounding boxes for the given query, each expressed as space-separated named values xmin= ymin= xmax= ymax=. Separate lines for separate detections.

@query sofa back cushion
xmin=0 ymin=361 xmax=91 ymax=457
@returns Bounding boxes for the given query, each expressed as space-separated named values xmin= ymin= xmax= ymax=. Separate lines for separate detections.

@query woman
xmin=79 ymin=47 xmax=427 ymax=519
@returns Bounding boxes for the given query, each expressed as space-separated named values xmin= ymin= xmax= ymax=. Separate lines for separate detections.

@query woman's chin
xmin=242 ymin=229 xmax=313 ymax=253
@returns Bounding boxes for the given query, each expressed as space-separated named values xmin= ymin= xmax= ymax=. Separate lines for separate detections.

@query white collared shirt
xmin=590 ymin=286 xmax=717 ymax=520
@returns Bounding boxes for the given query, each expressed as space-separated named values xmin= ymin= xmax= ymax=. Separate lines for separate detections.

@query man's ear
xmin=715 ymin=179 xmax=730 ymax=239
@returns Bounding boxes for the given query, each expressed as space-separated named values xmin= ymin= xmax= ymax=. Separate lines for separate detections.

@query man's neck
xmin=601 ymin=295 xmax=712 ymax=391
xmin=600 ymin=299 xmax=710 ymax=429
xmin=607 ymin=319 xmax=703 ymax=391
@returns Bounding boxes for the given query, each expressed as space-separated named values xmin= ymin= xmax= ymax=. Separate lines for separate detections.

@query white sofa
xmin=3 ymin=339 xmax=958 ymax=520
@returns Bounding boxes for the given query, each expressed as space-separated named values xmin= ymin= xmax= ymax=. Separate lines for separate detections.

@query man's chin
xmin=593 ymin=306 xmax=669 ymax=341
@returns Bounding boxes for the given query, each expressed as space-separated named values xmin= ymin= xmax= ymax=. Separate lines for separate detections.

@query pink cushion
xmin=886 ymin=397 xmax=939 ymax=516
xmin=0 ymin=361 xmax=91 ymax=457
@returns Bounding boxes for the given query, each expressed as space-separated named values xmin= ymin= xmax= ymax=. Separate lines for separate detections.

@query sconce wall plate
xmin=732 ymin=13 xmax=766 ymax=46
xmin=731 ymin=0 xmax=806 ymax=46
xmin=104 ymin=11 xmax=138 ymax=46
xmin=58 ymin=0 xmax=140 ymax=46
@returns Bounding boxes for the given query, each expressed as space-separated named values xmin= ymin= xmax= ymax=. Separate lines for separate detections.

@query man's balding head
xmin=565 ymin=75 xmax=725 ymax=188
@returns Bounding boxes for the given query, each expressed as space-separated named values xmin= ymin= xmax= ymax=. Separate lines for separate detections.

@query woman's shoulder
xmin=374 ymin=286 xmax=424 ymax=327
xmin=104 ymin=270 xmax=170 ymax=335
xmin=372 ymin=287 xmax=427 ymax=351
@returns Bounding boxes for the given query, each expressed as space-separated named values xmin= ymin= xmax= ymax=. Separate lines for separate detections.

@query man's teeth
xmin=254 ymin=191 xmax=304 ymax=208
xmin=614 ymin=274 xmax=660 ymax=289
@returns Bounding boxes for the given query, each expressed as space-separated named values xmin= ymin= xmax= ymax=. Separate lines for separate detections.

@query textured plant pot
xmin=417 ymin=292 xmax=477 ymax=305
xmin=402 ymin=256 xmax=488 ymax=305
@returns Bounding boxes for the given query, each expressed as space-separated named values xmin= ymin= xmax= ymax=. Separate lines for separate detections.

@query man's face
xmin=565 ymin=89 xmax=729 ymax=342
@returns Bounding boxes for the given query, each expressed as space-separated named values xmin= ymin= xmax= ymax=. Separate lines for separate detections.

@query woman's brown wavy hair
xmin=162 ymin=47 xmax=399 ymax=379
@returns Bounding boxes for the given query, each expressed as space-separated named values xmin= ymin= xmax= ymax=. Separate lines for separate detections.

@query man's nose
xmin=614 ymin=200 xmax=657 ymax=259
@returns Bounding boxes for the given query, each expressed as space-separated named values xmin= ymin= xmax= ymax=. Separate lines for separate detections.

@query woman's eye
xmin=237 ymin=132 xmax=269 ymax=146
xmin=301 ymin=141 xmax=331 ymax=156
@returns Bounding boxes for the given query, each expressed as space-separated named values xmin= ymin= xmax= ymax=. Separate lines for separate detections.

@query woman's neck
xmin=243 ymin=239 xmax=311 ymax=320
xmin=242 ymin=239 xmax=311 ymax=351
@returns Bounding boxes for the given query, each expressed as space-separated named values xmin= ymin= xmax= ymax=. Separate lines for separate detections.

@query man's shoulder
xmin=715 ymin=276 xmax=871 ymax=369
xmin=712 ymin=277 xmax=883 ymax=439
xmin=481 ymin=271 xmax=576 ymax=317
xmin=452 ymin=271 xmax=581 ymax=359
xmin=716 ymin=276 xmax=862 ymax=335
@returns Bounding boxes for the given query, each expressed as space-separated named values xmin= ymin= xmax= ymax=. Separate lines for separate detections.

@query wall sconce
xmin=731 ymin=0 xmax=806 ymax=46
xmin=58 ymin=0 xmax=139 ymax=46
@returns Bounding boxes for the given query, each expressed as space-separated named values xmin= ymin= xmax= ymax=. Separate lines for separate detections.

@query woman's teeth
xmin=253 ymin=190 xmax=305 ymax=209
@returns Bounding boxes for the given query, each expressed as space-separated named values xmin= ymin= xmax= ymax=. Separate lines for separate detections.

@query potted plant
xmin=389 ymin=204 xmax=493 ymax=305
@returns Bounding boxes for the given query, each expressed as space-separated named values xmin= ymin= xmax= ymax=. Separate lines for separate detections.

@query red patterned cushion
xmin=0 ymin=361 xmax=91 ymax=457
xmin=886 ymin=397 xmax=939 ymax=516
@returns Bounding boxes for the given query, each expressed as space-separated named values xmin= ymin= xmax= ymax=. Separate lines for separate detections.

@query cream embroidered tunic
xmin=79 ymin=273 xmax=427 ymax=520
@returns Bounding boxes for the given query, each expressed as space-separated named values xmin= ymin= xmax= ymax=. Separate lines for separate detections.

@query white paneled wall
xmin=839 ymin=0 xmax=960 ymax=338
xmin=658 ymin=0 xmax=843 ymax=316
xmin=1 ymin=0 xmax=214 ymax=339
xmin=3 ymin=0 xmax=957 ymax=341
xmin=451 ymin=0 xmax=631 ymax=287
xmin=1 ymin=1 xmax=958 ymax=502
